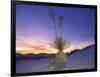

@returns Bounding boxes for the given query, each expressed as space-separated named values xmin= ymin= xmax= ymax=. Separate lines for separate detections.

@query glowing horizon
xmin=16 ymin=41 xmax=94 ymax=54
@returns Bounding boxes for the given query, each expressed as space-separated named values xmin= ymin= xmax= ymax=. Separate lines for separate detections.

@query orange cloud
xmin=30 ymin=45 xmax=47 ymax=50
xmin=16 ymin=43 xmax=51 ymax=54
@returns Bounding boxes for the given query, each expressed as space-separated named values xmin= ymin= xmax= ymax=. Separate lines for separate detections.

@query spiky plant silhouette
xmin=49 ymin=37 xmax=70 ymax=70
xmin=48 ymin=10 xmax=70 ymax=71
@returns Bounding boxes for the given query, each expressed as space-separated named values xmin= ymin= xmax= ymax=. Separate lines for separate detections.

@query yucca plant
xmin=48 ymin=10 xmax=70 ymax=71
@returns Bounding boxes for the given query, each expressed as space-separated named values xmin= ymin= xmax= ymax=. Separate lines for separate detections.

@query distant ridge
xmin=69 ymin=44 xmax=95 ymax=55
xmin=16 ymin=53 xmax=49 ymax=60
xmin=16 ymin=45 xmax=95 ymax=60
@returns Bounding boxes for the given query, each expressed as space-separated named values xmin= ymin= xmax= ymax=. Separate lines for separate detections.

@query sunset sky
xmin=16 ymin=4 xmax=95 ymax=54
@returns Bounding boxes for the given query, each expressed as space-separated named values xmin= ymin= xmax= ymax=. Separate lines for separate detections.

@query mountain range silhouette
xmin=16 ymin=45 xmax=95 ymax=61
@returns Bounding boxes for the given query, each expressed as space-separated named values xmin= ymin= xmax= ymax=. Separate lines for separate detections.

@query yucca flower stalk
xmin=49 ymin=10 xmax=58 ymax=39
xmin=59 ymin=16 xmax=64 ymax=37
